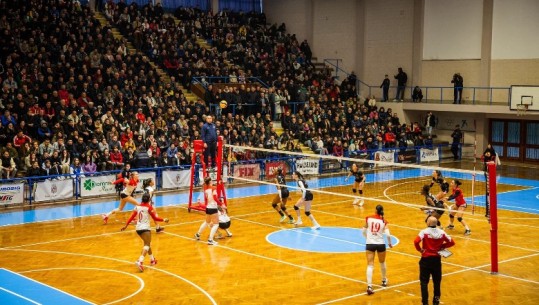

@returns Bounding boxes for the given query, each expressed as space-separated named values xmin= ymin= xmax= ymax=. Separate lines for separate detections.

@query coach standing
xmin=414 ymin=216 xmax=455 ymax=305
xmin=201 ymin=115 xmax=218 ymax=169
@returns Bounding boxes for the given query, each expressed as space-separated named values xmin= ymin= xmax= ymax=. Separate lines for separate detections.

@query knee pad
xmin=143 ymin=245 xmax=150 ymax=251
xmin=305 ymin=211 xmax=311 ymax=216
xmin=437 ymin=220 xmax=441 ymax=227
xmin=272 ymin=203 xmax=278 ymax=208
xmin=359 ymin=190 xmax=363 ymax=195
xmin=457 ymin=217 xmax=463 ymax=222
xmin=352 ymin=188 xmax=357 ymax=193
xmin=280 ymin=205 xmax=286 ymax=211
xmin=449 ymin=214 xmax=455 ymax=219
xmin=294 ymin=205 xmax=299 ymax=210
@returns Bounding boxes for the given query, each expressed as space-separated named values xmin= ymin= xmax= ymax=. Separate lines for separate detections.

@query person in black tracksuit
xmin=201 ymin=115 xmax=218 ymax=168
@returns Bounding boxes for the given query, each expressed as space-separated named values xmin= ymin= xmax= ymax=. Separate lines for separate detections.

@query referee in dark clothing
xmin=201 ymin=115 xmax=218 ymax=168
xmin=414 ymin=216 xmax=456 ymax=305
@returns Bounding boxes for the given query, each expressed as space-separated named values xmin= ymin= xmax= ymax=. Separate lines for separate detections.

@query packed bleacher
xmin=0 ymin=0 xmax=436 ymax=180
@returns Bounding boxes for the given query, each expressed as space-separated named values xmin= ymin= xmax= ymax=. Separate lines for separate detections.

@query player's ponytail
xmin=376 ymin=204 xmax=384 ymax=218
xmin=294 ymin=171 xmax=304 ymax=180
xmin=454 ymin=179 xmax=462 ymax=186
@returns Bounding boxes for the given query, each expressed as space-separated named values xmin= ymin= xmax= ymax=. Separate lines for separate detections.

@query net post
xmin=487 ymin=161 xmax=498 ymax=274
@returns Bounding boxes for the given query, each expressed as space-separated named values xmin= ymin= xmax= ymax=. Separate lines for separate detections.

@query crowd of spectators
xmin=0 ymin=0 xmax=435 ymax=180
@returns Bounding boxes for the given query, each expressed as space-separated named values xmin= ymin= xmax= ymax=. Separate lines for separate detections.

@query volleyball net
xmin=224 ymin=144 xmax=490 ymax=218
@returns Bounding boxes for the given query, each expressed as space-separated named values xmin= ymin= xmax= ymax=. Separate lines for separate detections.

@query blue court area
xmin=1 ymin=168 xmax=538 ymax=227
xmin=267 ymin=227 xmax=400 ymax=253
xmin=0 ymin=268 xmax=94 ymax=305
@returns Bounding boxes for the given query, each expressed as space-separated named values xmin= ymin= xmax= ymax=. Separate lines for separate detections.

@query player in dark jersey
xmin=420 ymin=185 xmax=446 ymax=228
xmin=346 ymin=163 xmax=366 ymax=206
xmin=430 ymin=170 xmax=449 ymax=201
xmin=271 ymin=168 xmax=294 ymax=224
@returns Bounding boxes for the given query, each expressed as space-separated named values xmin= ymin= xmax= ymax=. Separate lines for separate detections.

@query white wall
xmin=423 ymin=0 xmax=483 ymax=60
xmin=492 ymin=0 xmax=539 ymax=59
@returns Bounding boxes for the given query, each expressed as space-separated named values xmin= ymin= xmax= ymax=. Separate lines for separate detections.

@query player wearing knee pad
xmin=445 ymin=179 xmax=470 ymax=235
xmin=346 ymin=163 xmax=366 ymax=206
xmin=271 ymin=168 xmax=294 ymax=224
xmin=292 ymin=171 xmax=320 ymax=230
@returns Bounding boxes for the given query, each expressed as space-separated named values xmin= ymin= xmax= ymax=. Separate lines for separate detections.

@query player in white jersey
xmin=103 ymin=171 xmax=140 ymax=224
xmin=195 ymin=177 xmax=223 ymax=245
xmin=216 ymin=206 xmax=233 ymax=239
xmin=363 ymin=204 xmax=393 ymax=295
xmin=292 ymin=171 xmax=321 ymax=230
xmin=121 ymin=193 xmax=169 ymax=272
xmin=143 ymin=178 xmax=164 ymax=233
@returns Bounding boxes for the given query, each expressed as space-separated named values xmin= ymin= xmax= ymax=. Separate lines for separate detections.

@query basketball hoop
xmin=516 ymin=104 xmax=528 ymax=116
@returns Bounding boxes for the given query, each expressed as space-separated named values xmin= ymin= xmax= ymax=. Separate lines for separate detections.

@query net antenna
xmin=517 ymin=95 xmax=533 ymax=116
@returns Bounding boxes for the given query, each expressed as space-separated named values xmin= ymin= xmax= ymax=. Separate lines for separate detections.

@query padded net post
xmin=487 ymin=161 xmax=498 ymax=274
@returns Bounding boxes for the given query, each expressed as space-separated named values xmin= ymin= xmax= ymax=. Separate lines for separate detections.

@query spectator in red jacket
xmin=384 ymin=128 xmax=396 ymax=148
xmin=110 ymin=146 xmax=124 ymax=169
xmin=13 ymin=130 xmax=32 ymax=151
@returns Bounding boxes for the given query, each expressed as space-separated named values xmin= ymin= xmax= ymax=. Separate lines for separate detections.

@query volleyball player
xmin=103 ymin=171 xmax=140 ymax=224
xmin=121 ymin=193 xmax=169 ymax=272
xmin=292 ymin=171 xmax=321 ymax=230
xmin=430 ymin=170 xmax=449 ymax=201
xmin=445 ymin=179 xmax=471 ymax=235
xmin=142 ymin=178 xmax=164 ymax=233
xmin=271 ymin=167 xmax=294 ymax=224
xmin=420 ymin=185 xmax=446 ymax=228
xmin=195 ymin=177 xmax=223 ymax=245
xmin=216 ymin=206 xmax=233 ymax=239
xmin=345 ymin=163 xmax=366 ymax=206
xmin=363 ymin=204 xmax=392 ymax=295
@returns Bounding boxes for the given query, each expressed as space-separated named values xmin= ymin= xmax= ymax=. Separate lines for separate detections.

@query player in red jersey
xmin=363 ymin=205 xmax=392 ymax=295
xmin=195 ymin=177 xmax=223 ymax=245
xmin=103 ymin=171 xmax=140 ymax=224
xmin=121 ymin=193 xmax=169 ymax=272
xmin=445 ymin=179 xmax=471 ymax=235
xmin=414 ymin=216 xmax=455 ymax=305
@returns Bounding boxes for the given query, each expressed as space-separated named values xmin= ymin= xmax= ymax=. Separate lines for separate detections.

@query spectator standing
xmin=450 ymin=125 xmax=462 ymax=160
xmin=201 ymin=115 xmax=218 ymax=169
xmin=451 ymin=73 xmax=464 ymax=104
xmin=380 ymin=74 xmax=390 ymax=102
xmin=424 ymin=112 xmax=436 ymax=136
xmin=414 ymin=216 xmax=455 ymax=305
xmin=393 ymin=68 xmax=407 ymax=102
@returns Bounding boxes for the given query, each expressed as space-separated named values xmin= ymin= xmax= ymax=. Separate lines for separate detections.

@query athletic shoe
xmin=446 ymin=224 xmax=455 ymax=230
xmin=367 ymin=286 xmax=374 ymax=295
xmin=287 ymin=218 xmax=295 ymax=224
xmin=359 ymin=200 xmax=365 ymax=207
xmin=194 ymin=233 xmax=200 ymax=240
xmin=102 ymin=214 xmax=108 ymax=224
xmin=208 ymin=239 xmax=218 ymax=245
xmin=226 ymin=233 xmax=233 ymax=237
xmin=136 ymin=261 xmax=144 ymax=272
xmin=294 ymin=221 xmax=303 ymax=227
xmin=156 ymin=227 xmax=164 ymax=233
xmin=150 ymin=259 xmax=157 ymax=266
xmin=279 ymin=215 xmax=287 ymax=223
xmin=311 ymin=225 xmax=321 ymax=230
xmin=392 ymin=99 xmax=398 ymax=102
xmin=464 ymin=229 xmax=471 ymax=236
xmin=352 ymin=198 xmax=359 ymax=205
xmin=382 ymin=279 xmax=388 ymax=287
xmin=433 ymin=296 xmax=440 ymax=305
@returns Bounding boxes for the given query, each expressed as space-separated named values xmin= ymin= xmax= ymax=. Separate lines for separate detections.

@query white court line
xmin=0 ymin=249 xmax=217 ymax=305
xmin=21 ymin=267 xmax=144 ymax=305
xmin=0 ymin=286 xmax=42 ymax=305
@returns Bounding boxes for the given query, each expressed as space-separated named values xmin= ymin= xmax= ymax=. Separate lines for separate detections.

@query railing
xmin=323 ymin=59 xmax=511 ymax=105
xmin=0 ymin=144 xmax=462 ymax=207
xmin=209 ymin=101 xmax=307 ymax=118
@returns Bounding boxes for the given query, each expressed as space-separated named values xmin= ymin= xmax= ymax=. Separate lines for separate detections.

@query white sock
xmin=296 ymin=216 xmax=302 ymax=223
xmin=106 ymin=208 xmax=118 ymax=217
xmin=366 ymin=265 xmax=374 ymax=285
xmin=380 ymin=262 xmax=387 ymax=281
xmin=209 ymin=224 xmax=219 ymax=241
xmin=149 ymin=255 xmax=155 ymax=261
xmin=225 ymin=229 xmax=232 ymax=235
xmin=138 ymin=255 xmax=144 ymax=262
xmin=198 ymin=221 xmax=208 ymax=234
xmin=308 ymin=214 xmax=319 ymax=227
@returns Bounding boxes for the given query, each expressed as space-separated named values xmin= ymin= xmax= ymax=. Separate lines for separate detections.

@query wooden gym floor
xmin=0 ymin=162 xmax=538 ymax=305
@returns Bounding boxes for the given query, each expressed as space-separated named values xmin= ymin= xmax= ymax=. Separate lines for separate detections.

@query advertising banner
xmin=295 ymin=158 xmax=319 ymax=175
xmin=0 ymin=182 xmax=24 ymax=205
xmin=420 ymin=148 xmax=440 ymax=162
xmin=198 ymin=166 xmax=228 ymax=184
xmin=373 ymin=151 xmax=395 ymax=167
xmin=265 ymin=161 xmax=288 ymax=178
xmin=163 ymin=170 xmax=191 ymax=189
xmin=35 ymin=179 xmax=74 ymax=202
xmin=80 ymin=174 xmax=116 ymax=197
xmin=232 ymin=164 xmax=261 ymax=180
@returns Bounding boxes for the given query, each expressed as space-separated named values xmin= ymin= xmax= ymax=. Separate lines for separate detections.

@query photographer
xmin=451 ymin=73 xmax=464 ymax=104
